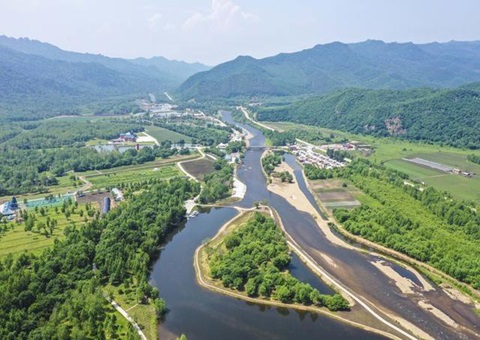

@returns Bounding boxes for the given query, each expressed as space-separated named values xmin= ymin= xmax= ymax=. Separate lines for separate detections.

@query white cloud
xmin=182 ymin=0 xmax=257 ymax=31
xmin=148 ymin=12 xmax=163 ymax=30
xmin=164 ymin=22 xmax=175 ymax=31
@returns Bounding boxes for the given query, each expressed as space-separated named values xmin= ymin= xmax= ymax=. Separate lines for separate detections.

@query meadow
xmin=181 ymin=157 xmax=216 ymax=181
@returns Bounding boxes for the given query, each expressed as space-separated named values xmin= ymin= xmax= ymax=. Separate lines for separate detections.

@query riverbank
xmin=266 ymin=161 xmax=443 ymax=339
xmin=266 ymin=160 xmax=356 ymax=251
xmin=194 ymin=209 xmax=404 ymax=340
xmin=301 ymin=166 xmax=480 ymax=308
xmin=283 ymin=158 xmax=480 ymax=338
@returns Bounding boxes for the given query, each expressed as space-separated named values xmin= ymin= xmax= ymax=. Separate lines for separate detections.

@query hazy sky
xmin=1 ymin=0 xmax=479 ymax=65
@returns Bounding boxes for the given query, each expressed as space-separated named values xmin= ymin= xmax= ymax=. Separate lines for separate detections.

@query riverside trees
xmin=208 ymin=213 xmax=349 ymax=311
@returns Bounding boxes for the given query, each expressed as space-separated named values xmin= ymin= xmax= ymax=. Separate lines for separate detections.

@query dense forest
xmin=207 ymin=212 xmax=349 ymax=311
xmin=0 ymin=178 xmax=200 ymax=338
xmin=306 ymin=159 xmax=480 ymax=288
xmin=256 ymin=85 xmax=480 ymax=149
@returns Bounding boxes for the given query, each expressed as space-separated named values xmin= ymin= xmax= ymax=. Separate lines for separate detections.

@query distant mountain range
xmin=0 ymin=35 xmax=209 ymax=120
xmin=178 ymin=40 xmax=480 ymax=99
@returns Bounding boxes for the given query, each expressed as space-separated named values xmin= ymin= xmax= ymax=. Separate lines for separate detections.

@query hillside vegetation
xmin=256 ymin=85 xmax=480 ymax=149
xmin=0 ymin=36 xmax=208 ymax=121
xmin=178 ymin=40 xmax=480 ymax=99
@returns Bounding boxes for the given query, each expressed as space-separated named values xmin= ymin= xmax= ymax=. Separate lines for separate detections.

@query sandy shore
xmin=267 ymin=162 xmax=445 ymax=339
xmin=232 ymin=177 xmax=246 ymax=199
xmin=267 ymin=162 xmax=357 ymax=250
xmin=418 ymin=300 xmax=459 ymax=329
xmin=371 ymin=260 xmax=415 ymax=295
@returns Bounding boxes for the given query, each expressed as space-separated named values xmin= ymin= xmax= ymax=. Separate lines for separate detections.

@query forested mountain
xmin=0 ymin=35 xmax=208 ymax=84
xmin=256 ymin=84 xmax=480 ymax=149
xmin=0 ymin=36 xmax=208 ymax=120
xmin=178 ymin=40 xmax=480 ymax=99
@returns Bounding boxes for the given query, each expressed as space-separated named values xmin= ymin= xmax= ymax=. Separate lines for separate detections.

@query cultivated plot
xmin=181 ymin=158 xmax=216 ymax=181
xmin=311 ymin=179 xmax=361 ymax=211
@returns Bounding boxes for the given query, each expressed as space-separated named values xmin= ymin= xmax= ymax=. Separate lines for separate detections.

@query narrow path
xmin=142 ymin=131 xmax=160 ymax=146
xmin=164 ymin=92 xmax=174 ymax=102
xmin=77 ymin=175 xmax=92 ymax=193
xmin=110 ymin=299 xmax=147 ymax=340
xmin=176 ymin=147 xmax=206 ymax=183
xmin=239 ymin=106 xmax=275 ymax=131
xmin=239 ymin=106 xmax=312 ymax=147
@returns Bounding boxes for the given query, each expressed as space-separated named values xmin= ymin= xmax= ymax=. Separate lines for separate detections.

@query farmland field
xmin=84 ymin=165 xmax=181 ymax=189
xmin=145 ymin=126 xmax=192 ymax=143
xmin=181 ymin=157 xmax=216 ymax=181
xmin=310 ymin=179 xmax=361 ymax=211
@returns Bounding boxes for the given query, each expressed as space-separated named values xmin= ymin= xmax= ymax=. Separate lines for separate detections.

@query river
xmin=151 ymin=111 xmax=479 ymax=339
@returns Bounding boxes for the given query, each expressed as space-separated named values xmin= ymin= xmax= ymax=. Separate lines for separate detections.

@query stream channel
xmin=152 ymin=111 xmax=478 ymax=339
xmin=151 ymin=112 xmax=386 ymax=339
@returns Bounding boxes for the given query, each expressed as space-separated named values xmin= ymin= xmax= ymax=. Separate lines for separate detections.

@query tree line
xmin=467 ymin=154 xmax=480 ymax=165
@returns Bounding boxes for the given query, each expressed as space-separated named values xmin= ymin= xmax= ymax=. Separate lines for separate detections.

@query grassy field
xmin=104 ymin=283 xmax=158 ymax=340
xmin=0 ymin=202 xmax=98 ymax=258
xmin=181 ymin=157 xmax=215 ymax=181
xmin=383 ymin=151 xmax=480 ymax=203
xmin=76 ymin=154 xmax=197 ymax=177
xmin=84 ymin=165 xmax=181 ymax=189
xmin=145 ymin=126 xmax=192 ymax=143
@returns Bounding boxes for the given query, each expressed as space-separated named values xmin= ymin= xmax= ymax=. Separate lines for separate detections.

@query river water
xmin=151 ymin=112 xmax=386 ymax=339
xmin=151 ymin=111 xmax=478 ymax=339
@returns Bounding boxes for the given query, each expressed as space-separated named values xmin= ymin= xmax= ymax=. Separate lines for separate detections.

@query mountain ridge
xmin=0 ymin=36 xmax=209 ymax=120
xmin=178 ymin=40 xmax=480 ymax=99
